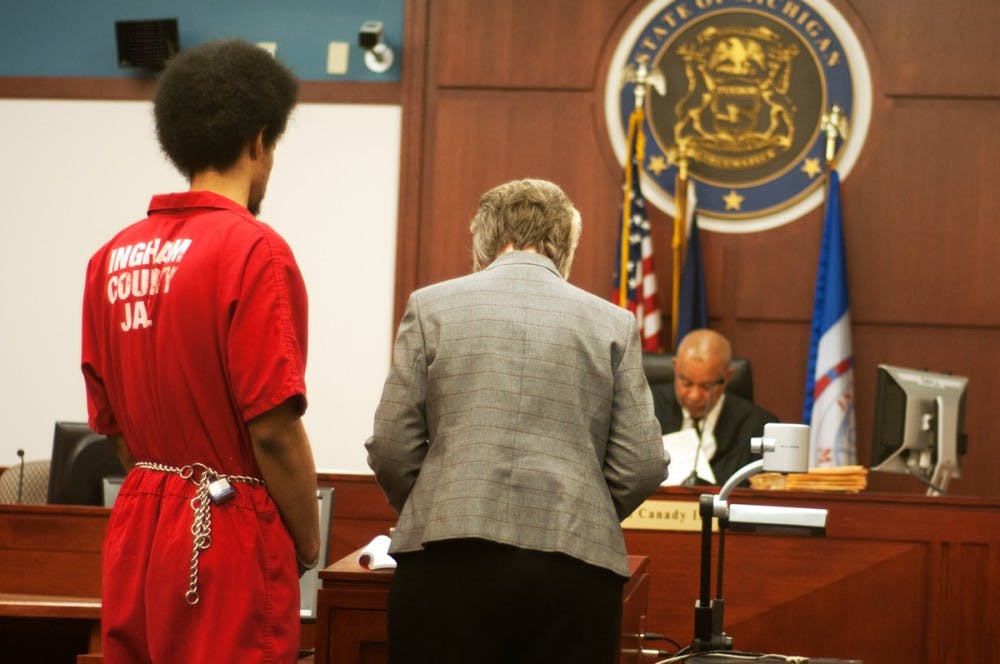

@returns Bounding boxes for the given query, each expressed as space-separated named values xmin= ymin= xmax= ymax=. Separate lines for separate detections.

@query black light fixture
xmin=115 ymin=18 xmax=179 ymax=71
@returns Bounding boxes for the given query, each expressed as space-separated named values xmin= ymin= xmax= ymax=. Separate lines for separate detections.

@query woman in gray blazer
xmin=366 ymin=178 xmax=669 ymax=663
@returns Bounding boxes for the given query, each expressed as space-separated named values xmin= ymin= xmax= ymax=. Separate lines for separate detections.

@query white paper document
xmin=661 ymin=428 xmax=716 ymax=486
xmin=358 ymin=534 xmax=397 ymax=570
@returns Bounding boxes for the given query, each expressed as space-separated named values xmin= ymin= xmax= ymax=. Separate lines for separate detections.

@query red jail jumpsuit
xmin=81 ymin=190 xmax=308 ymax=663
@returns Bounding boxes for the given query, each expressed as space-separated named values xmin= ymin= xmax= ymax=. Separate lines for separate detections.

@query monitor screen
xmin=871 ymin=364 xmax=968 ymax=494
xmin=300 ymin=487 xmax=335 ymax=620
xmin=102 ymin=476 xmax=125 ymax=507
xmin=47 ymin=421 xmax=125 ymax=505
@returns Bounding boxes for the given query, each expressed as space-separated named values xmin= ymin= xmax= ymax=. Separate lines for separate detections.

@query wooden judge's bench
xmin=319 ymin=481 xmax=1000 ymax=664
xmin=620 ymin=487 xmax=1000 ymax=663
xmin=1 ymin=481 xmax=998 ymax=663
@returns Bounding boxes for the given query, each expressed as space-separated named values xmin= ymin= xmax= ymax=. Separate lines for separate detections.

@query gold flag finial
xmin=623 ymin=62 xmax=666 ymax=110
xmin=821 ymin=104 xmax=849 ymax=166
xmin=673 ymin=139 xmax=691 ymax=181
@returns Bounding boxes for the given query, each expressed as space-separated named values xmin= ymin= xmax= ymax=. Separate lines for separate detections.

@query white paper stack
xmin=358 ymin=534 xmax=397 ymax=570
xmin=660 ymin=429 xmax=716 ymax=486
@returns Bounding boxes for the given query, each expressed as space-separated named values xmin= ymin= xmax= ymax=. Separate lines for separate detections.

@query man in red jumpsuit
xmin=81 ymin=39 xmax=320 ymax=663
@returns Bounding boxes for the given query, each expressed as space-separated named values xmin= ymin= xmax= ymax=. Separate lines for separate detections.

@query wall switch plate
xmin=257 ymin=41 xmax=278 ymax=57
xmin=327 ymin=41 xmax=349 ymax=75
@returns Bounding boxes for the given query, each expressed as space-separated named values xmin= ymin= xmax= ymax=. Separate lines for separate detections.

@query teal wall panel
xmin=0 ymin=0 xmax=403 ymax=81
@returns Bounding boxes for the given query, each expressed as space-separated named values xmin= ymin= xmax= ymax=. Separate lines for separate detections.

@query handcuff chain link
xmin=133 ymin=461 xmax=264 ymax=606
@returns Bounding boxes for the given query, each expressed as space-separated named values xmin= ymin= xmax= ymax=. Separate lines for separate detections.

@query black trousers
xmin=387 ymin=539 xmax=625 ymax=664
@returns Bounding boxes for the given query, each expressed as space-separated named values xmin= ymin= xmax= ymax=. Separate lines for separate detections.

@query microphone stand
xmin=691 ymin=459 xmax=764 ymax=652
xmin=16 ymin=449 xmax=25 ymax=504
xmin=690 ymin=424 xmax=828 ymax=655
xmin=682 ymin=420 xmax=704 ymax=487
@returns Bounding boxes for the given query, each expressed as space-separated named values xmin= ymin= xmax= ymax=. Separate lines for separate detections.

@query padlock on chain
xmin=207 ymin=476 xmax=236 ymax=504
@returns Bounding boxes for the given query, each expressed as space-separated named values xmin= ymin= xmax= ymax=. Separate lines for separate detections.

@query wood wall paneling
xmin=852 ymin=325 xmax=1000 ymax=495
xmin=728 ymin=320 xmax=811 ymax=422
xmin=435 ymin=0 xmax=633 ymax=89
xmin=950 ymin=542 xmax=990 ymax=661
xmin=399 ymin=0 xmax=1000 ymax=497
xmin=394 ymin=0 xmax=434 ymax=321
xmin=10 ymin=0 xmax=996 ymax=505
xmin=850 ymin=100 xmax=1000 ymax=327
xmin=321 ymin=473 xmax=397 ymax=564
xmin=723 ymin=214 xmax=823 ymax=323
xmin=856 ymin=0 xmax=1000 ymax=97
xmin=856 ymin=325 xmax=976 ymax=494
xmin=422 ymin=89 xmax=620 ymax=294
xmin=0 ymin=76 xmax=155 ymax=100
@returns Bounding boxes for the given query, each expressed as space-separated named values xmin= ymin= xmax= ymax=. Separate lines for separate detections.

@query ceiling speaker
xmin=115 ymin=18 xmax=179 ymax=71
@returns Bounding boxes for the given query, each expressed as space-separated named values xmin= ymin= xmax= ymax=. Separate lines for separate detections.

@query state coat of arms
xmin=605 ymin=0 xmax=871 ymax=232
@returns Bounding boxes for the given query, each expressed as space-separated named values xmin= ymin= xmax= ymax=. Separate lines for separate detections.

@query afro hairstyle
xmin=153 ymin=38 xmax=298 ymax=178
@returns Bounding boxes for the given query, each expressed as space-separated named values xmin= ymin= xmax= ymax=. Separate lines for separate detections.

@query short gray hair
xmin=470 ymin=179 xmax=582 ymax=275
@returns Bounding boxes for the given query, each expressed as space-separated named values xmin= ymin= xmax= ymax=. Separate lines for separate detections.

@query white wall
xmin=0 ymin=99 xmax=399 ymax=474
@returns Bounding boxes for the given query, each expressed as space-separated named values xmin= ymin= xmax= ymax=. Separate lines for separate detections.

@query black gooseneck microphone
xmin=682 ymin=420 xmax=704 ymax=487
xmin=16 ymin=449 xmax=26 ymax=504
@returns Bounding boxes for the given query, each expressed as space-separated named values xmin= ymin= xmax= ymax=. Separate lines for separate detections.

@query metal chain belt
xmin=134 ymin=461 xmax=264 ymax=606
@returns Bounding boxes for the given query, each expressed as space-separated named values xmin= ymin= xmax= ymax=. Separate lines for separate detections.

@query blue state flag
xmin=674 ymin=182 xmax=707 ymax=348
xmin=802 ymin=169 xmax=857 ymax=467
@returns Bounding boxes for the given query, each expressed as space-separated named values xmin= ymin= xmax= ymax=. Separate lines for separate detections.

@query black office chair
xmin=642 ymin=352 xmax=754 ymax=402
xmin=0 ymin=459 xmax=50 ymax=504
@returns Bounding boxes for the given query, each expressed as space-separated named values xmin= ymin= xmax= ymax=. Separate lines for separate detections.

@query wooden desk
xmin=0 ymin=503 xmax=107 ymax=596
xmin=623 ymin=488 xmax=1000 ymax=664
xmin=10 ymin=476 xmax=995 ymax=663
xmin=0 ymin=503 xmax=107 ymax=661
xmin=0 ymin=593 xmax=101 ymax=652
xmin=0 ymin=502 xmax=319 ymax=661
xmin=313 ymin=548 xmax=650 ymax=664
xmin=319 ymin=475 xmax=1000 ymax=664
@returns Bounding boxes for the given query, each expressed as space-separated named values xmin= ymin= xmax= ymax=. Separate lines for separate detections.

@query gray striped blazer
xmin=365 ymin=251 xmax=669 ymax=577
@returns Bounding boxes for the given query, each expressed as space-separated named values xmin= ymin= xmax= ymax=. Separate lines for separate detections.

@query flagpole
xmin=618 ymin=109 xmax=641 ymax=307
xmin=671 ymin=144 xmax=689 ymax=349
xmin=618 ymin=62 xmax=665 ymax=307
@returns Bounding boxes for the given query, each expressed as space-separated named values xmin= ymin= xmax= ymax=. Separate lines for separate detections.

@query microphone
xmin=682 ymin=421 xmax=704 ymax=487
xmin=16 ymin=449 xmax=25 ymax=504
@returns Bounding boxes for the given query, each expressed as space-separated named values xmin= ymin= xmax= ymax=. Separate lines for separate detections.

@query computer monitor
xmin=47 ymin=421 xmax=125 ymax=505
xmin=871 ymin=364 xmax=968 ymax=495
xmin=102 ymin=475 xmax=125 ymax=507
xmin=300 ymin=487 xmax=335 ymax=620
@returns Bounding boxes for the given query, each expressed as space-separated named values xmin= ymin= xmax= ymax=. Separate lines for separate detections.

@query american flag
xmin=613 ymin=107 xmax=661 ymax=351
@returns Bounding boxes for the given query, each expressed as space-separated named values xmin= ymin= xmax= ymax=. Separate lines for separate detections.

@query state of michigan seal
xmin=605 ymin=0 xmax=871 ymax=232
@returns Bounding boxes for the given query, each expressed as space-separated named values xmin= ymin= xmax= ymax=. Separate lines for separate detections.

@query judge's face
xmin=673 ymin=355 xmax=729 ymax=419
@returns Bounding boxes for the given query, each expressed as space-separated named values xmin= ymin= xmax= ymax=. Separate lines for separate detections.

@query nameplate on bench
xmin=622 ymin=499 xmax=717 ymax=532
